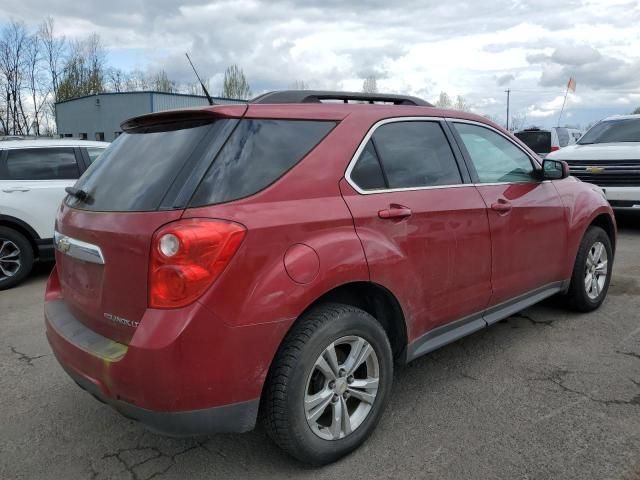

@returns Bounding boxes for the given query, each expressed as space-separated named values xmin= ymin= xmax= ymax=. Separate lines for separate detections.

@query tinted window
xmin=69 ymin=122 xmax=222 ymax=212
xmin=514 ymin=130 xmax=551 ymax=153
xmin=454 ymin=123 xmax=535 ymax=183
xmin=578 ymin=118 xmax=640 ymax=144
xmin=350 ymin=140 xmax=386 ymax=190
xmin=2 ymin=148 xmax=79 ymax=180
xmin=85 ymin=147 xmax=105 ymax=165
xmin=191 ymin=119 xmax=335 ymax=206
xmin=371 ymin=121 xmax=461 ymax=189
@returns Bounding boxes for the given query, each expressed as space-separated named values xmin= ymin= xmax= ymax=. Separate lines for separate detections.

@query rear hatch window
xmin=68 ymin=118 xmax=335 ymax=212
xmin=515 ymin=130 xmax=551 ymax=154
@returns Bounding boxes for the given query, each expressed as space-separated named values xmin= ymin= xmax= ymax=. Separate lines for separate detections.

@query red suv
xmin=46 ymin=91 xmax=616 ymax=465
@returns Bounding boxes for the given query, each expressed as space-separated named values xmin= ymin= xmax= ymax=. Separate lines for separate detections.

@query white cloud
xmin=1 ymin=0 xmax=639 ymax=128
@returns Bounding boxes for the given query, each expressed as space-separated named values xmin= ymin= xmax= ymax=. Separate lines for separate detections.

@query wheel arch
xmin=589 ymin=212 xmax=616 ymax=253
xmin=0 ymin=214 xmax=39 ymax=257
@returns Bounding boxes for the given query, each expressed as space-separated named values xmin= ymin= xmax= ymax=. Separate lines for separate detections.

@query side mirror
xmin=543 ymin=159 xmax=570 ymax=180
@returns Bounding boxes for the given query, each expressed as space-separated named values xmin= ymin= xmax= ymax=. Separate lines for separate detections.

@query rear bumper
xmin=44 ymin=294 xmax=277 ymax=435
xmin=59 ymin=358 xmax=259 ymax=436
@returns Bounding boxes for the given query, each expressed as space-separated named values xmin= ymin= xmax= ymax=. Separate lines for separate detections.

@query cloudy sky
xmin=2 ymin=0 xmax=639 ymax=128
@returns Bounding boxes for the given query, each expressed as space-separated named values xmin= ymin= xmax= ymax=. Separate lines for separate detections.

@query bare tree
xmin=38 ymin=17 xmax=65 ymax=99
xmin=434 ymin=91 xmax=452 ymax=108
xmin=289 ymin=80 xmax=309 ymax=90
xmin=24 ymin=33 xmax=48 ymax=135
xmin=221 ymin=65 xmax=251 ymax=99
xmin=362 ymin=75 xmax=378 ymax=93
xmin=510 ymin=112 xmax=528 ymax=132
xmin=105 ymin=67 xmax=127 ymax=92
xmin=633 ymin=106 xmax=640 ymax=115
xmin=57 ymin=34 xmax=106 ymax=101
xmin=0 ymin=20 xmax=30 ymax=135
xmin=453 ymin=95 xmax=470 ymax=112
xmin=149 ymin=69 xmax=177 ymax=93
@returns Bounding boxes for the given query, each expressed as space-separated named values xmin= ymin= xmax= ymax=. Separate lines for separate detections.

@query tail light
xmin=149 ymin=219 xmax=246 ymax=309
xmin=550 ymin=146 xmax=560 ymax=152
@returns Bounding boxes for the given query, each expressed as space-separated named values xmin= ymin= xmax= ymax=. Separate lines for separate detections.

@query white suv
xmin=546 ymin=115 xmax=640 ymax=210
xmin=0 ymin=139 xmax=108 ymax=289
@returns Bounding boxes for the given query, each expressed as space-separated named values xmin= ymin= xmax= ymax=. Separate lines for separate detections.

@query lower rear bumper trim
xmin=60 ymin=359 xmax=259 ymax=435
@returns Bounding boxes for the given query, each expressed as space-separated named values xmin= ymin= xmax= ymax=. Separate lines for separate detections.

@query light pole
xmin=505 ymin=89 xmax=511 ymax=131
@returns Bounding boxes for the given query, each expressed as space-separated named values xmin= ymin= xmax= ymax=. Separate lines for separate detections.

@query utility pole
xmin=505 ymin=89 xmax=511 ymax=131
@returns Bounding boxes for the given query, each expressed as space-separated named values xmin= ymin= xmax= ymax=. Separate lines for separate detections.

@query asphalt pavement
xmin=1 ymin=213 xmax=639 ymax=479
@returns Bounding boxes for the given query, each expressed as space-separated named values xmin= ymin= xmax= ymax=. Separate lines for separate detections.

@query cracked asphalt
xmin=1 ymin=213 xmax=639 ymax=480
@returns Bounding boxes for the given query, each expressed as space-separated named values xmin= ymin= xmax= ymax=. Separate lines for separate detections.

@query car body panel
xmin=44 ymin=102 xmax=616 ymax=434
xmin=473 ymin=181 xmax=569 ymax=306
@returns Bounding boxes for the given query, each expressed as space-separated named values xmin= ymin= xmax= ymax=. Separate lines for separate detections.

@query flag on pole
xmin=567 ymin=77 xmax=576 ymax=93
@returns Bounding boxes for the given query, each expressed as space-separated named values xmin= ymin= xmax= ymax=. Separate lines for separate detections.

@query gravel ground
xmin=1 ymin=213 xmax=639 ymax=480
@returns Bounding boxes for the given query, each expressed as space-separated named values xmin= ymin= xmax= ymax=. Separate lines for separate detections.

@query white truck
xmin=547 ymin=114 xmax=640 ymax=210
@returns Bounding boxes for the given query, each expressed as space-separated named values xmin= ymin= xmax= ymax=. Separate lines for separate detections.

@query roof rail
xmin=250 ymin=90 xmax=433 ymax=107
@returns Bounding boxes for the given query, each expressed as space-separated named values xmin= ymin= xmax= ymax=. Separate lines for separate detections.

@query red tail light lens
xmin=149 ymin=219 xmax=246 ymax=309
xmin=550 ymin=146 xmax=560 ymax=152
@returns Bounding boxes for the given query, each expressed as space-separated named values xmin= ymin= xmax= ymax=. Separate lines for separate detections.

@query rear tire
xmin=0 ymin=227 xmax=34 ymax=290
xmin=565 ymin=226 xmax=612 ymax=312
xmin=263 ymin=303 xmax=393 ymax=465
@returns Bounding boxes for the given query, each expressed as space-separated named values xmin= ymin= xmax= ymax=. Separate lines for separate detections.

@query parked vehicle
xmin=546 ymin=114 xmax=640 ymax=209
xmin=514 ymin=127 xmax=583 ymax=158
xmin=0 ymin=139 xmax=108 ymax=289
xmin=45 ymin=91 xmax=616 ymax=465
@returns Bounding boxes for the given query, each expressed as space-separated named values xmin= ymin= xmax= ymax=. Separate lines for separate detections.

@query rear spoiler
xmin=121 ymin=105 xmax=248 ymax=133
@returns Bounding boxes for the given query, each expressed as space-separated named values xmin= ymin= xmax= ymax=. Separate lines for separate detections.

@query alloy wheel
xmin=0 ymin=239 xmax=21 ymax=280
xmin=584 ymin=241 xmax=608 ymax=300
xmin=304 ymin=335 xmax=380 ymax=441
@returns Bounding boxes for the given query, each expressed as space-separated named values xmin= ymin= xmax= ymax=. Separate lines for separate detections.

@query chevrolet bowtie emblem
xmin=586 ymin=166 xmax=604 ymax=174
xmin=57 ymin=237 xmax=71 ymax=253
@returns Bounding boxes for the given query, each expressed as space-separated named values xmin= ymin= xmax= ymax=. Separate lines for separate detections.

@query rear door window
xmin=190 ymin=119 xmax=335 ymax=206
xmin=370 ymin=121 xmax=462 ymax=189
xmin=1 ymin=148 xmax=79 ymax=180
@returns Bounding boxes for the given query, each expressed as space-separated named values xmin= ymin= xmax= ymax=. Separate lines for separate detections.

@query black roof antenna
xmin=185 ymin=53 xmax=214 ymax=105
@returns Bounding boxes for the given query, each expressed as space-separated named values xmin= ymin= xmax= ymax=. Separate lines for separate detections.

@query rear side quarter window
xmin=190 ymin=119 xmax=335 ymax=206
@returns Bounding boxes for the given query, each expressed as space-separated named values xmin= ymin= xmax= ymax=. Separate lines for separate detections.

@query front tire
xmin=263 ymin=303 xmax=393 ymax=465
xmin=0 ymin=227 xmax=34 ymax=290
xmin=565 ymin=226 xmax=613 ymax=312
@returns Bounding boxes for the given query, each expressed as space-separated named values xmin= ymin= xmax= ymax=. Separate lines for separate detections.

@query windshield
xmin=578 ymin=118 xmax=640 ymax=144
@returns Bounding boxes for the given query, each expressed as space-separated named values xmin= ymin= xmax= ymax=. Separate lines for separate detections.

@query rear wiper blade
xmin=65 ymin=186 xmax=90 ymax=201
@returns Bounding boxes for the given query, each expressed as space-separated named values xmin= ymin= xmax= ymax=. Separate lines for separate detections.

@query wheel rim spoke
xmin=329 ymin=398 xmax=343 ymax=439
xmin=349 ymin=377 xmax=379 ymax=389
xmin=306 ymin=390 xmax=333 ymax=422
xmin=346 ymin=387 xmax=376 ymax=404
xmin=314 ymin=356 xmax=337 ymax=381
xmin=304 ymin=335 xmax=380 ymax=441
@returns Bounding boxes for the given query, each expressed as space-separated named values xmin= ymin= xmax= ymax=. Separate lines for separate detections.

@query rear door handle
xmin=2 ymin=187 xmax=30 ymax=193
xmin=491 ymin=199 xmax=512 ymax=213
xmin=378 ymin=205 xmax=412 ymax=219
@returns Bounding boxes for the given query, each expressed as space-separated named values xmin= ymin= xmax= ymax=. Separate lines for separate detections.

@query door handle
xmin=378 ymin=205 xmax=412 ymax=219
xmin=2 ymin=187 xmax=30 ymax=193
xmin=491 ymin=199 xmax=512 ymax=213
